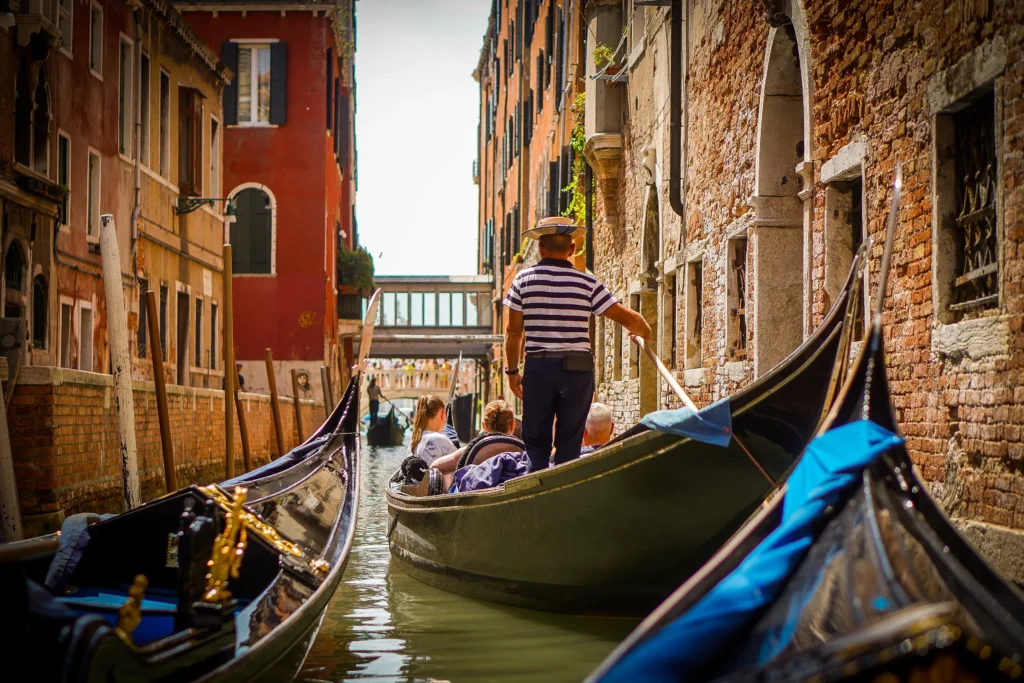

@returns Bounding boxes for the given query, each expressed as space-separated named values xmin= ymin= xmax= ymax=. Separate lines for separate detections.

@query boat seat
xmin=457 ymin=435 xmax=525 ymax=469
xmin=57 ymin=587 xmax=250 ymax=646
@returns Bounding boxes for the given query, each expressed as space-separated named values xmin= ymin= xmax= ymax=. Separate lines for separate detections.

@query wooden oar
xmin=379 ymin=393 xmax=413 ymax=425
xmin=631 ymin=336 xmax=776 ymax=486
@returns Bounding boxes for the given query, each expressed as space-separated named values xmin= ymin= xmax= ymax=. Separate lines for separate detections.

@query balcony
xmin=338 ymin=293 xmax=364 ymax=321
xmin=15 ymin=0 xmax=61 ymax=48
xmin=472 ymin=158 xmax=479 ymax=185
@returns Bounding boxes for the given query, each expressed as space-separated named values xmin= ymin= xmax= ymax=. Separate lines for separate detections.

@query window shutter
xmin=338 ymin=93 xmax=350 ymax=172
xmin=326 ymin=47 xmax=333 ymax=130
xmin=549 ymin=161 xmax=559 ymax=215
xmin=334 ymin=79 xmax=341 ymax=158
xmin=269 ymin=42 xmax=287 ymax=125
xmin=222 ymin=42 xmax=238 ymax=125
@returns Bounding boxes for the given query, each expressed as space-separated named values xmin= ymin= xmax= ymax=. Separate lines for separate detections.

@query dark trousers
xmin=369 ymin=400 xmax=379 ymax=424
xmin=522 ymin=355 xmax=594 ymax=471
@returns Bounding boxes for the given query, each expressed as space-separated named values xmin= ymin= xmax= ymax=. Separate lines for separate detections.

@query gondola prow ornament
xmin=203 ymin=486 xmax=249 ymax=604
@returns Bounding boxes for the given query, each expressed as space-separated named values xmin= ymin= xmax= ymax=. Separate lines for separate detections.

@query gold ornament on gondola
xmin=116 ymin=574 xmax=149 ymax=642
xmin=203 ymin=486 xmax=248 ymax=604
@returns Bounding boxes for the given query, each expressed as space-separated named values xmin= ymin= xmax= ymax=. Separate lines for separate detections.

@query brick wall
xmin=9 ymin=366 xmax=328 ymax=536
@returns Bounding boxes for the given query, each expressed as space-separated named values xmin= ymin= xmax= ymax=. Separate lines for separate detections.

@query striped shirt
xmin=503 ymin=258 xmax=617 ymax=353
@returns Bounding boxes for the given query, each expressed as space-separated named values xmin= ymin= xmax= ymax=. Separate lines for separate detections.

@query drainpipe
xmin=668 ymin=0 xmax=685 ymax=218
xmin=130 ymin=8 xmax=142 ymax=244
xmin=516 ymin=1 xmax=527 ymax=247
xmin=585 ymin=163 xmax=593 ymax=271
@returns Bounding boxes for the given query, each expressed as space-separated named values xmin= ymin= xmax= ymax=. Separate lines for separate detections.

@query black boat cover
xmin=601 ymin=420 xmax=904 ymax=682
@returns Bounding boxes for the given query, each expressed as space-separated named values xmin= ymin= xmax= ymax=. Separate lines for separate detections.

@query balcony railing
xmin=338 ymin=293 xmax=363 ymax=321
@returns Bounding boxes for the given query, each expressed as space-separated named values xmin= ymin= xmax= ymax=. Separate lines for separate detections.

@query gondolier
xmin=503 ymin=217 xmax=651 ymax=471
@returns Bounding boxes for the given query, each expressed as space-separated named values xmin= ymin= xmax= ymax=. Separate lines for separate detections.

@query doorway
xmin=176 ymin=291 xmax=189 ymax=385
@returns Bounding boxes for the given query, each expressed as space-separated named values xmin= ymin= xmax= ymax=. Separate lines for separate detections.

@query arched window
xmin=5 ymin=242 xmax=25 ymax=292
xmin=14 ymin=61 xmax=32 ymax=167
xmin=32 ymin=276 xmax=47 ymax=349
xmin=33 ymin=68 xmax=51 ymax=175
xmin=229 ymin=185 xmax=275 ymax=274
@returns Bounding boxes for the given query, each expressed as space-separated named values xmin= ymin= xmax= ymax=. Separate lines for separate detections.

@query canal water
xmin=299 ymin=437 xmax=638 ymax=683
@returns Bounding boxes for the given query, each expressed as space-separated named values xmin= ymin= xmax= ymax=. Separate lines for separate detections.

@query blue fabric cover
xmin=639 ymin=398 xmax=734 ymax=448
xmin=449 ymin=452 xmax=532 ymax=493
xmin=601 ymin=420 xmax=904 ymax=683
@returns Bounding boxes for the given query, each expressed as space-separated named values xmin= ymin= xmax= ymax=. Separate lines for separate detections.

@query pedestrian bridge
xmin=358 ymin=275 xmax=502 ymax=359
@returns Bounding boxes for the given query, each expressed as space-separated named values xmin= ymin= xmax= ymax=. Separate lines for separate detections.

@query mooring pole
xmin=265 ymin=349 xmax=286 ymax=456
xmin=320 ymin=365 xmax=333 ymax=413
xmin=234 ymin=390 xmax=251 ymax=472
xmin=0 ymin=358 xmax=22 ymax=541
xmin=145 ymin=290 xmax=175 ymax=492
xmin=291 ymin=368 xmax=305 ymax=444
xmin=223 ymin=243 xmax=235 ymax=479
xmin=100 ymin=215 xmax=140 ymax=511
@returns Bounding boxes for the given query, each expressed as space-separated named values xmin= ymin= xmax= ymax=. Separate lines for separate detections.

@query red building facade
xmin=178 ymin=0 xmax=357 ymax=401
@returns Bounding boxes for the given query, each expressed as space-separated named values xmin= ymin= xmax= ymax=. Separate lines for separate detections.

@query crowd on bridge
xmin=365 ymin=358 xmax=474 ymax=393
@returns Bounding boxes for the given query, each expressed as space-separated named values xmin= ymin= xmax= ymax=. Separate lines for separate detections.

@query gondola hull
xmin=386 ymin=276 xmax=859 ymax=613
xmin=366 ymin=421 xmax=404 ymax=447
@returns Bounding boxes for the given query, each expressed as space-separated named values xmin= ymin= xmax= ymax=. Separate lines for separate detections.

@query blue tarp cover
xmin=449 ymin=452 xmax=532 ymax=493
xmin=601 ymin=420 xmax=904 ymax=683
xmin=639 ymin=398 xmax=734 ymax=447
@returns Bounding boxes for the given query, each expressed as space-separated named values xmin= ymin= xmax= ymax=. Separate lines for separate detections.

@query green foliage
xmin=592 ymin=43 xmax=615 ymax=69
xmin=337 ymin=245 xmax=375 ymax=293
xmin=561 ymin=93 xmax=588 ymax=227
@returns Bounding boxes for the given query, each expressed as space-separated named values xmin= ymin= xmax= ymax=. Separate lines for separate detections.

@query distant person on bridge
xmin=503 ymin=217 xmax=651 ymax=472
xmin=367 ymin=376 xmax=382 ymax=425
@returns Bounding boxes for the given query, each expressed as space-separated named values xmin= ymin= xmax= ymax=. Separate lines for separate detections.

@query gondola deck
xmin=384 ymin=246 xmax=869 ymax=614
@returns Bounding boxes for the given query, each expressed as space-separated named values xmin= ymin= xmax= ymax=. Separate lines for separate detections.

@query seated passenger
xmin=410 ymin=395 xmax=457 ymax=466
xmin=580 ymin=403 xmax=614 ymax=455
xmin=431 ymin=400 xmax=517 ymax=476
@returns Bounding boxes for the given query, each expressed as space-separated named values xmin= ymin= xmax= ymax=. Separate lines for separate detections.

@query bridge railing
xmin=363 ymin=365 xmax=474 ymax=396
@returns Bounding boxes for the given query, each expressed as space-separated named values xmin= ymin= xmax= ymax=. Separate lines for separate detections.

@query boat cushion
xmin=449 ymin=452 xmax=532 ymax=493
xmin=457 ymin=434 xmax=526 ymax=469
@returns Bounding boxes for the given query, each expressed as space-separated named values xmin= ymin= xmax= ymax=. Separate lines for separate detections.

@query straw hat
xmin=521 ymin=216 xmax=587 ymax=241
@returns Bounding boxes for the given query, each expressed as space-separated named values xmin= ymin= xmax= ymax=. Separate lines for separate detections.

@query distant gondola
xmin=0 ymin=291 xmax=382 ymax=682
xmin=366 ymin=407 xmax=405 ymax=447
xmin=383 ymin=246 xmax=869 ymax=614
xmin=590 ymin=168 xmax=1024 ymax=682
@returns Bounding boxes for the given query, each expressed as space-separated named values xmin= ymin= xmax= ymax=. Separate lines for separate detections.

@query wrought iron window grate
xmin=730 ymin=238 xmax=748 ymax=360
xmin=950 ymin=92 xmax=998 ymax=314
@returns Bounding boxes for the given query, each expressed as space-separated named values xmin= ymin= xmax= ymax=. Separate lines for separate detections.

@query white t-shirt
xmin=414 ymin=431 xmax=457 ymax=465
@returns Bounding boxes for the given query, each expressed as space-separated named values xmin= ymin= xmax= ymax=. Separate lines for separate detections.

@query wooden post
xmin=0 ymin=357 xmax=22 ymax=541
xmin=234 ymin=390 xmax=251 ymax=472
xmin=265 ymin=349 xmax=286 ymax=456
xmin=320 ymin=365 xmax=333 ymax=412
xmin=145 ymin=290 xmax=175 ymax=492
xmin=223 ymin=243 xmax=235 ymax=479
xmin=291 ymin=368 xmax=305 ymax=444
xmin=100 ymin=215 xmax=140 ymax=511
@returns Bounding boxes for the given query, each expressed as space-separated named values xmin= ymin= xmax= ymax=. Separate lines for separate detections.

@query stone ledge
xmin=926 ymin=36 xmax=1006 ymax=115
xmin=932 ymin=315 xmax=1009 ymax=361
xmin=954 ymin=518 xmax=1024 ymax=585
xmin=683 ymin=368 xmax=704 ymax=387
xmin=820 ymin=139 xmax=867 ymax=184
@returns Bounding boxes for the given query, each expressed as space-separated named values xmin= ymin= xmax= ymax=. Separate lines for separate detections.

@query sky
xmin=355 ymin=0 xmax=491 ymax=276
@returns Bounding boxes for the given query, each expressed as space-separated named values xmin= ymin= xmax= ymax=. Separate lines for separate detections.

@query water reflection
xmin=300 ymin=438 xmax=637 ymax=683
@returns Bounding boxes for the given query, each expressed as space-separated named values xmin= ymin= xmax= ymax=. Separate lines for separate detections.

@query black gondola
xmin=366 ymin=406 xmax=405 ymax=447
xmin=0 ymin=370 xmax=363 ymax=682
xmin=384 ymin=244 xmax=868 ymax=614
xmin=592 ymin=168 xmax=1024 ymax=682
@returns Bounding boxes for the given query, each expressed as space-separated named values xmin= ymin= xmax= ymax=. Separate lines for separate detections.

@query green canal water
xmin=299 ymin=436 xmax=638 ymax=683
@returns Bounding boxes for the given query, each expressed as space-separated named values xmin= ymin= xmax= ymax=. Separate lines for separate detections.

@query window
xmin=825 ymin=176 xmax=865 ymax=340
xmin=394 ymin=292 xmax=409 ymax=326
xmin=5 ymin=243 xmax=25 ymax=300
xmin=238 ymin=44 xmax=271 ymax=124
xmin=451 ymin=292 xmax=464 ymax=326
xmin=438 ymin=292 xmax=452 ymax=326
xmin=194 ymin=299 xmax=203 ymax=367
xmin=950 ymin=92 xmax=998 ymax=317
xmin=159 ymin=284 xmax=168 ymax=362
xmin=382 ymin=292 xmax=395 ymax=326
xmin=33 ymin=69 xmax=51 ymax=175
xmin=326 ymin=47 xmax=333 ymax=130
xmin=466 ymin=292 xmax=480 ymax=326
xmin=411 ymin=292 xmax=424 ymax=326
xmin=596 ymin=316 xmax=605 ymax=384
xmin=613 ymin=318 xmax=623 ymax=381
xmin=685 ymin=260 xmax=703 ymax=370
xmin=137 ymin=278 xmax=148 ymax=358
xmin=140 ymin=53 xmax=151 ymax=165
xmin=79 ymin=306 xmax=94 ymax=372
xmin=210 ymin=302 xmax=218 ymax=369
xmin=32 ymin=276 xmax=47 ymax=349
xmin=628 ymin=294 xmax=640 ymax=379
xmin=230 ymin=187 xmax=274 ymax=274
xmin=664 ymin=274 xmax=677 ymax=367
xmin=87 ymin=150 xmax=100 ymax=238
xmin=627 ymin=0 xmax=646 ymax=55
xmin=209 ymin=118 xmax=219 ymax=198
xmin=60 ymin=302 xmax=73 ymax=368
xmin=58 ymin=132 xmax=70 ymax=227
xmin=58 ymin=0 xmax=72 ymax=54
xmin=89 ymin=3 xmax=102 ymax=75
xmin=159 ymin=70 xmax=170 ymax=177
xmin=424 ymin=292 xmax=436 ymax=326
xmin=178 ymin=87 xmax=203 ymax=196
xmin=118 ymin=37 xmax=133 ymax=156
xmin=14 ymin=61 xmax=31 ymax=166
xmin=727 ymin=238 xmax=749 ymax=360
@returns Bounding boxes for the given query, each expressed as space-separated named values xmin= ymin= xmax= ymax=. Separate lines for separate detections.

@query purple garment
xmin=449 ymin=452 xmax=532 ymax=493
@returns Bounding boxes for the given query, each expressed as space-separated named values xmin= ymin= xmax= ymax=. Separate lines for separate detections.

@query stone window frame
xmin=725 ymin=232 xmax=749 ymax=362
xmin=612 ymin=299 xmax=623 ymax=382
xmin=78 ymin=299 xmax=94 ymax=373
xmin=927 ymin=38 xmax=1008 ymax=362
xmin=58 ymin=295 xmax=75 ymax=369
xmin=89 ymin=1 xmax=103 ymax=80
xmin=928 ymin=38 xmax=1005 ymax=324
xmin=683 ymin=255 xmax=704 ymax=372
xmin=820 ymin=138 xmax=869 ymax=339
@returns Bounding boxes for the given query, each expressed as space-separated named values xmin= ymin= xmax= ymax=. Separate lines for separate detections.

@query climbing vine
xmin=562 ymin=92 xmax=588 ymax=230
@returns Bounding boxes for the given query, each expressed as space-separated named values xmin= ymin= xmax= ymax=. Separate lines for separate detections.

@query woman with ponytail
xmin=409 ymin=395 xmax=456 ymax=465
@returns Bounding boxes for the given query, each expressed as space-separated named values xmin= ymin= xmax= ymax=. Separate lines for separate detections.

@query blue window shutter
xmin=270 ymin=42 xmax=287 ymax=125
xmin=222 ymin=42 xmax=238 ymax=125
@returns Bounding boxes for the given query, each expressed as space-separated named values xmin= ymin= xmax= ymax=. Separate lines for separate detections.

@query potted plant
xmin=593 ymin=43 xmax=620 ymax=75
xmin=336 ymin=245 xmax=375 ymax=297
